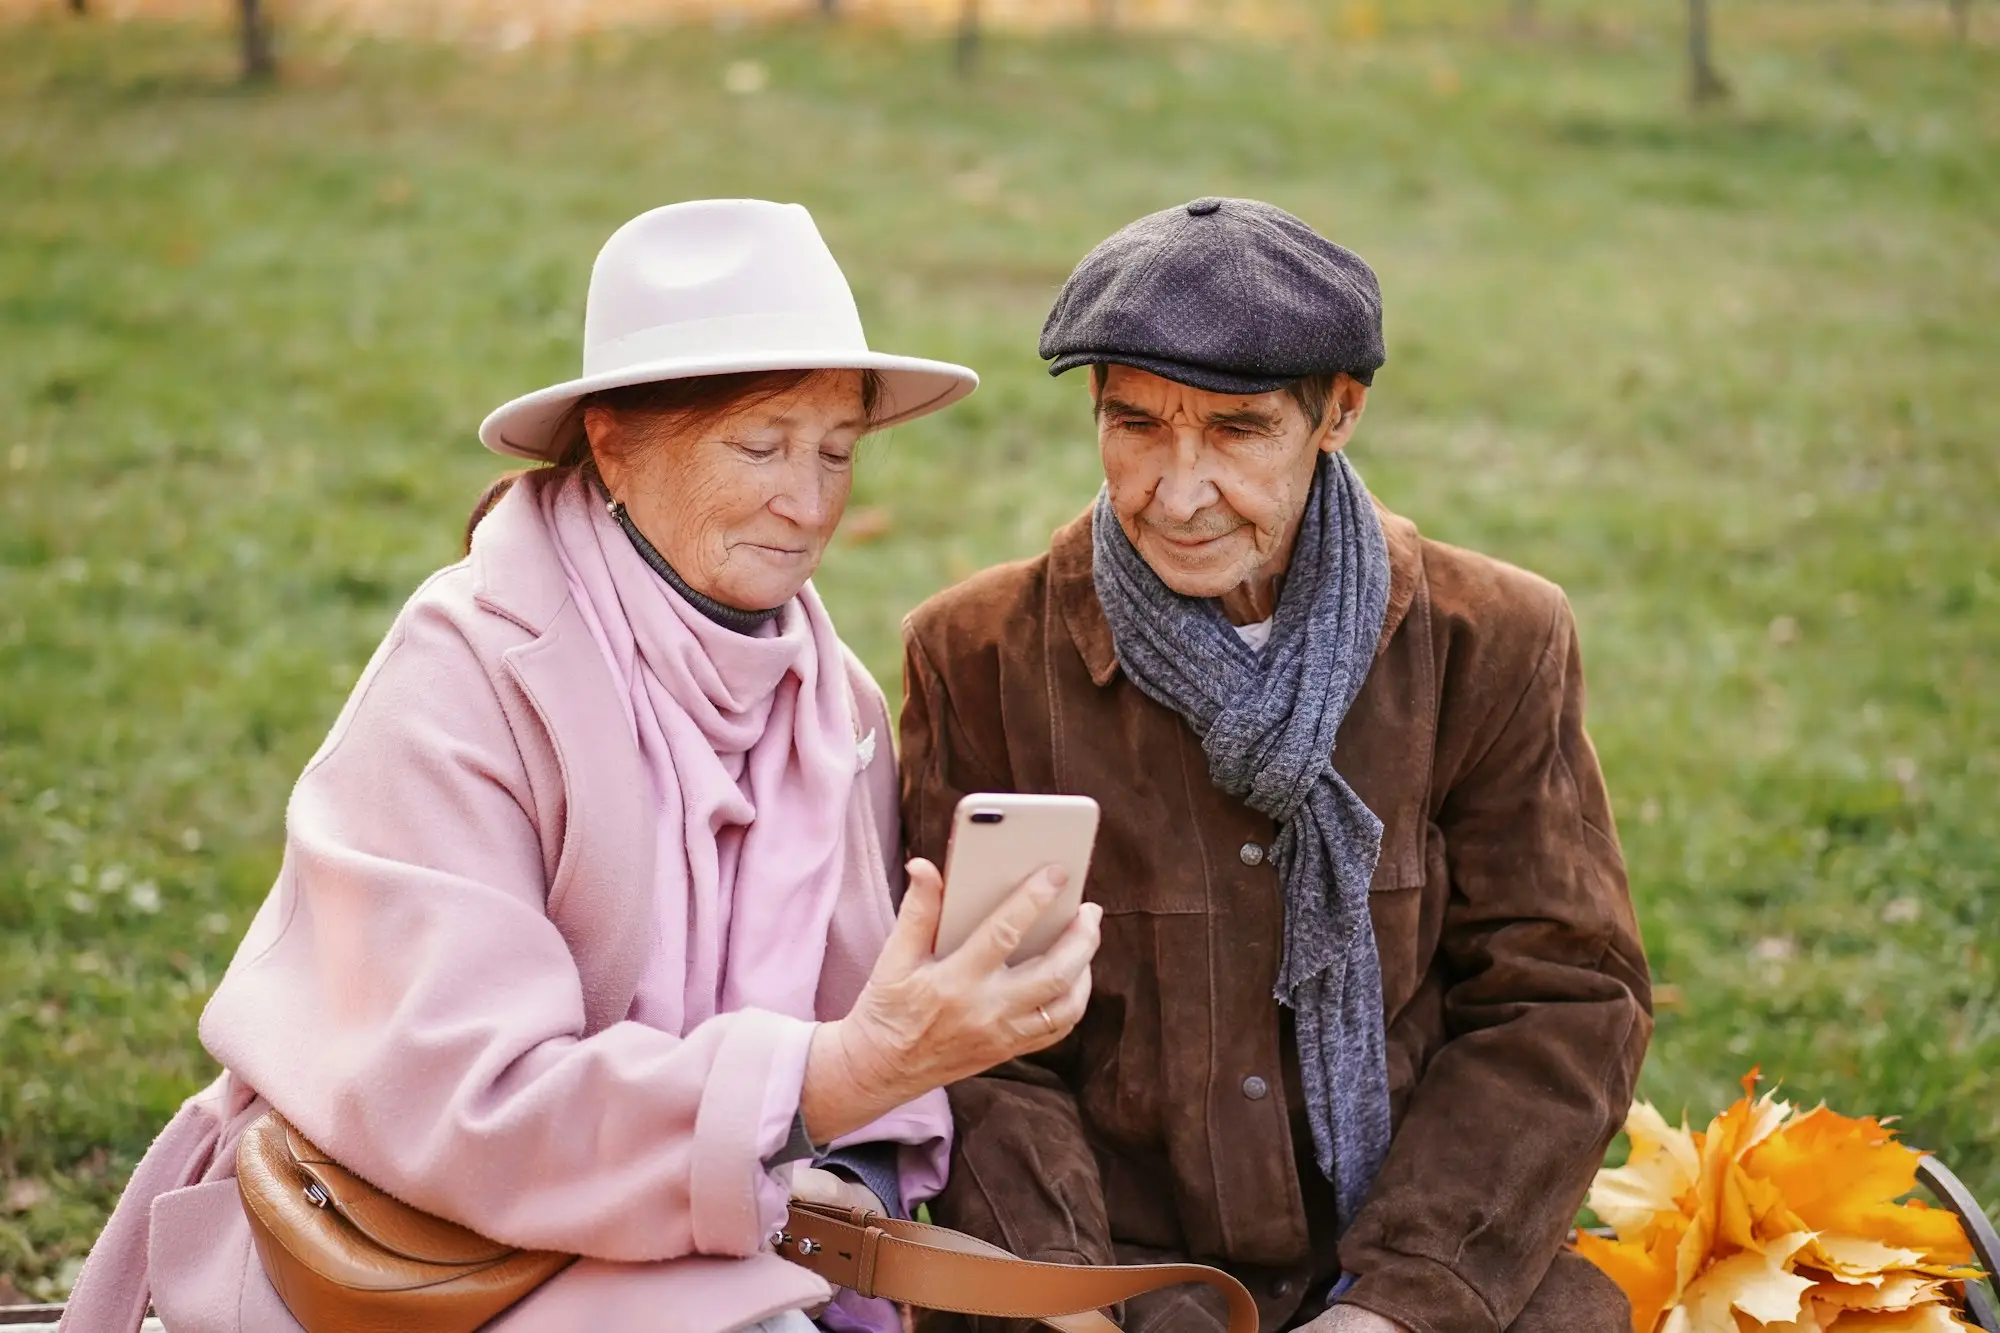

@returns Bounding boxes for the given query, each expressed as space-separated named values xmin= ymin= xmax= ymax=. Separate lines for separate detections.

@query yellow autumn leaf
xmin=1674 ymin=1078 xmax=1788 ymax=1296
xmin=1810 ymin=1272 xmax=1950 ymax=1312
xmin=1822 ymin=1304 xmax=1976 ymax=1331
xmin=1719 ymin=1152 xmax=1806 ymax=1254
xmin=1631 ymin=1099 xmax=1703 ymax=1173
xmin=1676 ymin=1232 xmax=1817 ymax=1327
xmin=1840 ymin=1200 xmax=1979 ymax=1269
xmin=1746 ymin=1107 xmax=1919 ymax=1226
xmin=1809 ymin=1236 xmax=1932 ymax=1280
xmin=1577 ymin=1229 xmax=1677 ymax=1333
xmin=1593 ymin=1102 xmax=1701 ymax=1239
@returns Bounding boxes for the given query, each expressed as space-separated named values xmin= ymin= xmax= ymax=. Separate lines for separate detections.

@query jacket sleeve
xmin=899 ymin=626 xmax=1119 ymax=1331
xmin=1337 ymin=595 xmax=1652 ymax=1333
xmin=198 ymin=591 xmax=813 ymax=1264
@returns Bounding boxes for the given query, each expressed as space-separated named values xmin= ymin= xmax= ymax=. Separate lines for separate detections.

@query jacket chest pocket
xmin=1085 ymin=818 xmax=1211 ymax=917
xmin=1368 ymin=820 xmax=1448 ymax=1019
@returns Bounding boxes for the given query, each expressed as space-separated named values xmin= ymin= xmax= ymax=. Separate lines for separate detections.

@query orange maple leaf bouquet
xmin=1576 ymin=1073 xmax=1984 ymax=1333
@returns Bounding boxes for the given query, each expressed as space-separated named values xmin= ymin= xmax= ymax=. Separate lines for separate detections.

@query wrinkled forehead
xmin=1093 ymin=364 xmax=1297 ymax=424
xmin=733 ymin=370 xmax=871 ymax=429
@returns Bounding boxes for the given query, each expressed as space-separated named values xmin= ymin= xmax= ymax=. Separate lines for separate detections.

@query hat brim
xmin=1046 ymin=351 xmax=1293 ymax=397
xmin=478 ymin=351 xmax=979 ymax=462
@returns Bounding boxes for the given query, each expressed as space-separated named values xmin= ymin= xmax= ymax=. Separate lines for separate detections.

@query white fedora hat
xmin=479 ymin=200 xmax=978 ymax=461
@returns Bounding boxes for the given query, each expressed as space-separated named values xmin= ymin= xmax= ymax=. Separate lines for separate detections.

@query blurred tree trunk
xmin=69 ymin=0 xmax=87 ymax=12
xmin=239 ymin=0 xmax=275 ymax=82
xmin=1509 ymin=0 xmax=1534 ymax=33
xmin=1949 ymin=0 xmax=1969 ymax=41
xmin=1687 ymin=0 xmax=1728 ymax=104
xmin=820 ymin=0 xmax=838 ymax=16
xmin=955 ymin=0 xmax=980 ymax=74
xmin=1092 ymin=0 xmax=1116 ymax=30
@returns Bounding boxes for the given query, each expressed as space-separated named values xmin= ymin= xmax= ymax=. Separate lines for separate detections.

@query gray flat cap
xmin=1040 ymin=197 xmax=1385 ymax=394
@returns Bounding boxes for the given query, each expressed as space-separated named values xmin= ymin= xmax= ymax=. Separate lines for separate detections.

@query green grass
xmin=3 ymin=7 xmax=1997 ymax=1299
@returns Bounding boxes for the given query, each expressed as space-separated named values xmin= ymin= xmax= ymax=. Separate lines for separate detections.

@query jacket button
xmin=1241 ymin=1075 xmax=1269 ymax=1100
xmin=1238 ymin=842 xmax=1266 ymax=867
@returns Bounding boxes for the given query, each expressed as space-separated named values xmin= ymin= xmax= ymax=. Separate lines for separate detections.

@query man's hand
xmin=789 ymin=1165 xmax=886 ymax=1217
xmin=789 ymin=1167 xmax=887 ymax=1319
xmin=1301 ymin=1306 xmax=1410 ymax=1333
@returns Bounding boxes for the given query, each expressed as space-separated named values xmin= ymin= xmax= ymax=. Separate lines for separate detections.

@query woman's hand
xmin=799 ymin=857 xmax=1101 ymax=1143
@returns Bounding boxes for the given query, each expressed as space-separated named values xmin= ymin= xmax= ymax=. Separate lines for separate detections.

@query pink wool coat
xmin=60 ymin=480 xmax=950 ymax=1333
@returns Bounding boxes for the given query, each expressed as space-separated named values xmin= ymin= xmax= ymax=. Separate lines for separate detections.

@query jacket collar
xmin=461 ymin=470 xmax=655 ymax=1031
xmin=468 ymin=470 xmax=575 ymax=635
xmin=1052 ymin=494 xmax=1424 ymax=688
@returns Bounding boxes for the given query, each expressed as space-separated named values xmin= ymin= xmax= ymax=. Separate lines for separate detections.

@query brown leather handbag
xmin=237 ymin=1109 xmax=1257 ymax=1332
xmin=236 ymin=1112 xmax=573 ymax=1332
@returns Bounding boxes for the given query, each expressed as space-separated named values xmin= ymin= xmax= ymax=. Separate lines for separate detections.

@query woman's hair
xmin=463 ymin=368 xmax=883 ymax=554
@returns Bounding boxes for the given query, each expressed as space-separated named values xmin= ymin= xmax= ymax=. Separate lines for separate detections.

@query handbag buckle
xmin=303 ymin=1181 xmax=332 ymax=1209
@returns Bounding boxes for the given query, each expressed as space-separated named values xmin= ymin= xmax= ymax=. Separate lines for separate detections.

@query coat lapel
xmin=470 ymin=478 xmax=655 ymax=1036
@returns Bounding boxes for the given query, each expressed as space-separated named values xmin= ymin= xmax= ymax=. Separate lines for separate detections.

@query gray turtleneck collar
xmin=600 ymin=491 xmax=785 ymax=635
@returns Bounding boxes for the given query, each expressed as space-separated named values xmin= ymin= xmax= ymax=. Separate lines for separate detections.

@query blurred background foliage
xmin=1 ymin=0 xmax=1995 ymax=1304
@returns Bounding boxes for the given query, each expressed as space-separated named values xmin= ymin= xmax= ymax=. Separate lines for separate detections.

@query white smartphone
xmin=934 ymin=792 xmax=1101 ymax=964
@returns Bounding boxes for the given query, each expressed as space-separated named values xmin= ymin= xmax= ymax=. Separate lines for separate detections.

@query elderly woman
xmin=60 ymin=200 xmax=1102 ymax=1333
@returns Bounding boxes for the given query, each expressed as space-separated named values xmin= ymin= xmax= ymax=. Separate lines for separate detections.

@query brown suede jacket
xmin=898 ymin=505 xmax=1653 ymax=1333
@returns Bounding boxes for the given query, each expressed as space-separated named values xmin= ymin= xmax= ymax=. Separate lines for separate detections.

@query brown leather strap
xmin=781 ymin=1202 xmax=1259 ymax=1332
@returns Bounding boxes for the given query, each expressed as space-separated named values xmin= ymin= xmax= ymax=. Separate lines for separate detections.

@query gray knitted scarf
xmin=1091 ymin=452 xmax=1393 ymax=1231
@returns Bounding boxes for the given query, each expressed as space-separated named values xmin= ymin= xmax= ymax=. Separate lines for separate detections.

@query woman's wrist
xmin=799 ymin=1018 xmax=905 ymax=1144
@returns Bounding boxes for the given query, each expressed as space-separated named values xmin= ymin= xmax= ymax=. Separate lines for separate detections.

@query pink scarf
xmin=541 ymin=470 xmax=859 ymax=1034
xmin=543 ymin=472 xmax=928 ymax=1332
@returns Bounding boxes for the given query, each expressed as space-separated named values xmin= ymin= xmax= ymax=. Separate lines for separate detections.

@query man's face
xmin=1094 ymin=365 xmax=1359 ymax=601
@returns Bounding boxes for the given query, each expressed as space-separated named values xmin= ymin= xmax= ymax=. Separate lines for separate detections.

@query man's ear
xmin=1317 ymin=375 xmax=1370 ymax=454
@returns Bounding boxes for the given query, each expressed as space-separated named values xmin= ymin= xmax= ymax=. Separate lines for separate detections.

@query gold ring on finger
xmin=1037 ymin=1004 xmax=1056 ymax=1035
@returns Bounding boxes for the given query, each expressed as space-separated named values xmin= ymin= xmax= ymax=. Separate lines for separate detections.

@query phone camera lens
xmin=969 ymin=811 xmax=1004 ymax=825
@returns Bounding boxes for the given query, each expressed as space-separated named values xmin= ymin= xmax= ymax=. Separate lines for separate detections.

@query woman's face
xmin=587 ymin=372 xmax=869 ymax=612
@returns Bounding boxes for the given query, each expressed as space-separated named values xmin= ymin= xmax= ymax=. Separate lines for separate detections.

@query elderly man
xmin=898 ymin=198 xmax=1652 ymax=1333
